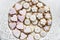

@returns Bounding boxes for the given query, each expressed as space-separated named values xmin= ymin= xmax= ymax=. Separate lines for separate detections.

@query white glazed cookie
xmin=23 ymin=2 xmax=30 ymax=9
xmin=20 ymin=32 xmax=27 ymax=40
xmin=34 ymin=34 xmax=40 ymax=40
xmin=30 ymin=14 xmax=36 ymax=21
xmin=32 ymin=5 xmax=38 ymax=12
xmin=37 ymin=3 xmax=43 ymax=8
xmin=12 ymin=29 xmax=21 ymax=38
xmin=8 ymin=0 xmax=52 ymax=40
xmin=15 ymin=3 xmax=22 ymax=10
xmin=24 ymin=19 xmax=30 ymax=25
xmin=35 ymin=26 xmax=41 ymax=33
xmin=37 ymin=13 xmax=43 ymax=19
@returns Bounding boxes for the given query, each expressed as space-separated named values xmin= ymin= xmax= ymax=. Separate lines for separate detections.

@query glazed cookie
xmin=8 ymin=0 xmax=52 ymax=40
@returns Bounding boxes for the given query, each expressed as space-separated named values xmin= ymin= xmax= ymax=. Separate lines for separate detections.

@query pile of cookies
xmin=8 ymin=0 xmax=52 ymax=40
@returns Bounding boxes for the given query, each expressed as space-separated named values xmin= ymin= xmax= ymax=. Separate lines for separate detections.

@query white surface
xmin=0 ymin=0 xmax=60 ymax=40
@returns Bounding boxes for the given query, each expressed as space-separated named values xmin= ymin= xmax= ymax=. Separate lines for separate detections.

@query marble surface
xmin=0 ymin=0 xmax=60 ymax=40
